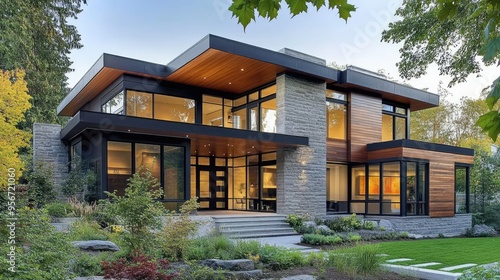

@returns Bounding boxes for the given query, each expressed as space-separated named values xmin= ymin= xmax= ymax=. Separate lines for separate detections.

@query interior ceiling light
xmin=228 ymin=82 xmax=232 ymax=85
xmin=240 ymin=68 xmax=244 ymax=71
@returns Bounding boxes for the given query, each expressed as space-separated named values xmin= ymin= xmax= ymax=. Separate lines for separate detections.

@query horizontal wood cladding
xmin=368 ymin=147 xmax=473 ymax=218
xmin=327 ymin=139 xmax=347 ymax=162
xmin=349 ymin=93 xmax=382 ymax=162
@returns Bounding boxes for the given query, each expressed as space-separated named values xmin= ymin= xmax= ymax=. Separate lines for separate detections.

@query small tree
xmin=61 ymin=156 xmax=97 ymax=202
xmin=101 ymin=166 xmax=165 ymax=254
xmin=27 ymin=161 xmax=56 ymax=207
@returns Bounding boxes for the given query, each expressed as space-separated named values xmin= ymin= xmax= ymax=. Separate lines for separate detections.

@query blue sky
xmin=66 ymin=0 xmax=496 ymax=103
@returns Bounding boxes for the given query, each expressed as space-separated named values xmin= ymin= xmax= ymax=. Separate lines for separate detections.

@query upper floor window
xmin=382 ymin=103 xmax=407 ymax=141
xmin=326 ymin=89 xmax=347 ymax=140
xmin=102 ymin=91 xmax=124 ymax=114
xmin=232 ymin=84 xmax=276 ymax=133
xmin=202 ymin=95 xmax=233 ymax=128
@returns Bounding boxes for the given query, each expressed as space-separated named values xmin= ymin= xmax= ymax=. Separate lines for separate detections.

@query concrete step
xmin=214 ymin=215 xmax=296 ymax=238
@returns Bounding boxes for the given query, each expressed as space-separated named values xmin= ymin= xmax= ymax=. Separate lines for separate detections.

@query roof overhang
xmin=61 ymin=111 xmax=308 ymax=157
xmin=336 ymin=69 xmax=440 ymax=111
xmin=367 ymin=139 xmax=474 ymax=156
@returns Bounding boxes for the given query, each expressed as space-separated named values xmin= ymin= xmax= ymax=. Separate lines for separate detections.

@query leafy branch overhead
xmin=382 ymin=0 xmax=500 ymax=141
xmin=229 ymin=0 xmax=356 ymax=29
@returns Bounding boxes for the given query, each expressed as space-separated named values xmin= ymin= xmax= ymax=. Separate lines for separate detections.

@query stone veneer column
xmin=33 ymin=123 xmax=69 ymax=196
xmin=275 ymin=74 xmax=326 ymax=217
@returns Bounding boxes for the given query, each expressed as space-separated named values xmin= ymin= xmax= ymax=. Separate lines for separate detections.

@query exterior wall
xmin=33 ymin=123 xmax=68 ymax=197
xmin=327 ymin=139 xmax=347 ymax=162
xmin=349 ymin=93 xmax=382 ymax=162
xmin=377 ymin=214 xmax=472 ymax=236
xmin=368 ymin=146 xmax=474 ymax=217
xmin=276 ymin=74 xmax=326 ymax=217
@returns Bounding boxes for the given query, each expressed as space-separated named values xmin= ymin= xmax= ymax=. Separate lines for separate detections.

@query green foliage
xmin=381 ymin=0 xmax=500 ymax=141
xmin=184 ymin=235 xmax=236 ymax=261
xmin=27 ymin=161 xmax=56 ymax=206
xmin=347 ymin=232 xmax=362 ymax=242
xmin=234 ymin=240 xmax=262 ymax=259
xmin=101 ymin=166 xmax=165 ymax=254
xmin=470 ymin=150 xmax=500 ymax=217
xmin=325 ymin=214 xmax=363 ymax=232
xmin=68 ymin=196 xmax=98 ymax=219
xmin=362 ymin=220 xmax=376 ymax=230
xmin=258 ymin=245 xmax=306 ymax=270
xmin=68 ymin=219 xmax=109 ymax=241
xmin=0 ymin=0 xmax=87 ymax=129
xmin=159 ymin=198 xmax=200 ymax=260
xmin=285 ymin=213 xmax=310 ymax=230
xmin=61 ymin=156 xmax=98 ymax=199
xmin=176 ymin=263 xmax=227 ymax=280
xmin=71 ymin=252 xmax=117 ymax=277
xmin=459 ymin=262 xmax=500 ymax=280
xmin=229 ymin=0 xmax=355 ymax=30
xmin=0 ymin=208 xmax=78 ymax=279
xmin=328 ymin=244 xmax=380 ymax=276
xmin=302 ymin=234 xmax=343 ymax=245
xmin=45 ymin=202 xmax=73 ymax=217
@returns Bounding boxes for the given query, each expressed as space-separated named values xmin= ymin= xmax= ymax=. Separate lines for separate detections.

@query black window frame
xmin=382 ymin=101 xmax=409 ymax=141
xmin=326 ymin=89 xmax=348 ymax=140
xmin=454 ymin=164 xmax=470 ymax=214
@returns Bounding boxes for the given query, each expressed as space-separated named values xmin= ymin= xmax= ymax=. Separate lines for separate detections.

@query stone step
xmin=225 ymin=230 xmax=298 ymax=239
xmin=217 ymin=221 xmax=291 ymax=228
xmin=213 ymin=215 xmax=295 ymax=238
xmin=221 ymin=227 xmax=295 ymax=235
xmin=213 ymin=216 xmax=288 ymax=223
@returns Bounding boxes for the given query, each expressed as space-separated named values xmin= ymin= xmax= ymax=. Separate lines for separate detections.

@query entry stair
xmin=213 ymin=215 xmax=297 ymax=239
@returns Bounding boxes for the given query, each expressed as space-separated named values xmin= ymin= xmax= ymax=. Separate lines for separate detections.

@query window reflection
xmin=127 ymin=91 xmax=152 ymax=118
xmin=102 ymin=91 xmax=124 ymax=114
xmin=261 ymin=99 xmax=276 ymax=133
xmin=327 ymin=102 xmax=346 ymax=139
xmin=107 ymin=142 xmax=132 ymax=196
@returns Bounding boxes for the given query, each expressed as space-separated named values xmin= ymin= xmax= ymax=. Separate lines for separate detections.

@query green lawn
xmin=378 ymin=237 xmax=500 ymax=271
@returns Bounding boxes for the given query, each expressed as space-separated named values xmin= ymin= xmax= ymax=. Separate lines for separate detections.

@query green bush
xmin=347 ymin=232 xmax=362 ymax=242
xmin=325 ymin=214 xmax=363 ymax=232
xmin=71 ymin=252 xmax=117 ymax=276
xmin=258 ymin=245 xmax=306 ymax=269
xmin=459 ymin=263 xmax=500 ymax=280
xmin=233 ymin=240 xmax=261 ymax=259
xmin=68 ymin=219 xmax=109 ymax=241
xmin=27 ymin=161 xmax=56 ymax=207
xmin=363 ymin=220 xmax=376 ymax=230
xmin=184 ymin=234 xmax=235 ymax=261
xmin=177 ymin=263 xmax=228 ymax=280
xmin=45 ymin=202 xmax=74 ymax=217
xmin=101 ymin=166 xmax=165 ymax=255
xmin=301 ymin=234 xmax=343 ymax=245
xmin=483 ymin=203 xmax=500 ymax=231
xmin=62 ymin=156 xmax=98 ymax=200
xmin=285 ymin=213 xmax=310 ymax=230
xmin=328 ymin=244 xmax=380 ymax=276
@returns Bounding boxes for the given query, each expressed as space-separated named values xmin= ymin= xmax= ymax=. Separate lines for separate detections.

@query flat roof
xmin=58 ymin=34 xmax=439 ymax=116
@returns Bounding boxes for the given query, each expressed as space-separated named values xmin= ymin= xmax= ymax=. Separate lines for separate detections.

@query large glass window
xmin=382 ymin=162 xmax=401 ymax=215
xmin=164 ymin=146 xmax=185 ymax=200
xmin=261 ymin=165 xmax=276 ymax=211
xmin=107 ymin=142 xmax=132 ymax=196
xmin=233 ymin=108 xmax=247 ymax=130
xmin=455 ymin=166 xmax=469 ymax=214
xmin=326 ymin=164 xmax=348 ymax=212
xmin=135 ymin=144 xmax=161 ymax=181
xmin=351 ymin=165 xmax=366 ymax=213
xmin=203 ymin=96 xmax=223 ymax=126
xmin=382 ymin=103 xmax=408 ymax=141
xmin=102 ymin=91 xmax=124 ymax=114
xmin=261 ymin=99 xmax=276 ymax=133
xmin=127 ymin=90 xmax=152 ymax=118
xmin=326 ymin=90 xmax=347 ymax=140
xmin=154 ymin=94 xmax=195 ymax=123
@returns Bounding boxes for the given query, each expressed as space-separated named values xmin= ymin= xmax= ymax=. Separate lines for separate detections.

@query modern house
xmin=34 ymin=34 xmax=474 ymax=234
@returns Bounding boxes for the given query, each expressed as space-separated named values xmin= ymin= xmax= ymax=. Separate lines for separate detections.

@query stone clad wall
xmin=276 ymin=74 xmax=326 ymax=217
xmin=33 ymin=123 xmax=68 ymax=197
xmin=371 ymin=214 xmax=472 ymax=236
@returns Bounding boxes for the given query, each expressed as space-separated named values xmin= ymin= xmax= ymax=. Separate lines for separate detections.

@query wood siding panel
xmin=349 ymin=93 xmax=382 ymax=162
xmin=327 ymin=139 xmax=347 ymax=162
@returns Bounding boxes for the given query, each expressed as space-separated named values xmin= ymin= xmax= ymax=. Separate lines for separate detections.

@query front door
xmin=197 ymin=167 xmax=227 ymax=210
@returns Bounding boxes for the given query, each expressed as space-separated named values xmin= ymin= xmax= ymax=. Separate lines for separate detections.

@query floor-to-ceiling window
xmin=230 ymin=84 xmax=276 ymax=132
xmin=455 ymin=165 xmax=470 ymax=214
xmin=107 ymin=142 xmax=132 ymax=196
xmin=382 ymin=103 xmax=408 ymax=141
xmin=326 ymin=164 xmax=348 ymax=213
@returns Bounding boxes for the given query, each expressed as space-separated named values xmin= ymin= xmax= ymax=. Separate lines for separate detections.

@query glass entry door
xmin=197 ymin=167 xmax=227 ymax=210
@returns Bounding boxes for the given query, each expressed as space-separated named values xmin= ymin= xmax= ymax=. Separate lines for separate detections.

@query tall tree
xmin=0 ymin=0 xmax=86 ymax=129
xmin=381 ymin=0 xmax=500 ymax=141
xmin=0 ymin=69 xmax=31 ymax=187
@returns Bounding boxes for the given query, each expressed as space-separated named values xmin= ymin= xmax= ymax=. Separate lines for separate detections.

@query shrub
xmin=363 ymin=220 xmax=376 ymax=230
xmin=68 ymin=219 xmax=109 ymax=241
xmin=159 ymin=198 xmax=200 ymax=260
xmin=285 ymin=213 xmax=310 ymax=230
xmin=325 ymin=214 xmax=363 ymax=232
xmin=184 ymin=234 xmax=235 ymax=261
xmin=400 ymin=231 xmax=410 ymax=239
xmin=328 ymin=244 xmax=380 ymax=276
xmin=301 ymin=234 xmax=343 ymax=246
xmin=61 ymin=156 xmax=97 ymax=200
xmin=234 ymin=240 xmax=261 ymax=259
xmin=459 ymin=263 xmax=500 ymax=280
xmin=0 ymin=208 xmax=78 ymax=279
xmin=347 ymin=232 xmax=362 ymax=242
xmin=27 ymin=161 xmax=56 ymax=207
xmin=314 ymin=217 xmax=324 ymax=225
xmin=483 ymin=203 xmax=500 ymax=231
xmin=45 ymin=202 xmax=74 ymax=217
xmin=258 ymin=245 xmax=305 ymax=269
xmin=101 ymin=166 xmax=165 ymax=254
xmin=68 ymin=196 xmax=97 ymax=219
xmin=102 ymin=250 xmax=175 ymax=280
xmin=296 ymin=224 xmax=317 ymax=235
xmin=71 ymin=252 xmax=117 ymax=276
xmin=176 ymin=263 xmax=227 ymax=280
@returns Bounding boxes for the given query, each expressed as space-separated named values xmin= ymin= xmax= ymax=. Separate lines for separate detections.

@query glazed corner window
xmin=382 ymin=103 xmax=408 ymax=141
xmin=127 ymin=90 xmax=152 ymax=118
xmin=326 ymin=89 xmax=347 ymax=140
xmin=154 ymin=94 xmax=195 ymax=123
xmin=102 ymin=91 xmax=124 ymax=114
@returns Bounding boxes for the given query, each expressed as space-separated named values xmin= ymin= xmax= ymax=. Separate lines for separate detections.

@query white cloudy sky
xmin=66 ymin=0 xmax=497 ymax=103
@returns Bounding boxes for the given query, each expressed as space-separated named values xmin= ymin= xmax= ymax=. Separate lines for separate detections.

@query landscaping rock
xmin=316 ymin=225 xmax=332 ymax=235
xmin=303 ymin=221 xmax=317 ymax=229
xmin=407 ymin=233 xmax=424 ymax=239
xmin=473 ymin=224 xmax=497 ymax=236
xmin=72 ymin=240 xmax=120 ymax=252
xmin=202 ymin=259 xmax=254 ymax=271
xmin=378 ymin=220 xmax=394 ymax=231
xmin=224 ymin=269 xmax=263 ymax=279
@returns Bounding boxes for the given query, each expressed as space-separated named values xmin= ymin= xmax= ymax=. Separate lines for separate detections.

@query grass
xmin=378 ymin=237 xmax=500 ymax=271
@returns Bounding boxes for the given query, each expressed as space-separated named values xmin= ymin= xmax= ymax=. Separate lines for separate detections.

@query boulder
xmin=202 ymin=259 xmax=254 ymax=271
xmin=316 ymin=225 xmax=332 ymax=235
xmin=224 ymin=269 xmax=263 ymax=279
xmin=72 ymin=240 xmax=120 ymax=252
xmin=303 ymin=221 xmax=317 ymax=229
xmin=378 ymin=220 xmax=394 ymax=231
xmin=473 ymin=224 xmax=497 ymax=236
